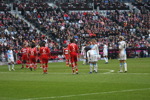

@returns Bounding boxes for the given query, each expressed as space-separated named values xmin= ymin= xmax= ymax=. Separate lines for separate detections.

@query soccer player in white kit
xmin=7 ymin=46 xmax=15 ymax=71
xmin=81 ymin=44 xmax=86 ymax=65
xmin=103 ymin=43 xmax=108 ymax=64
xmin=118 ymin=36 xmax=127 ymax=73
xmin=87 ymin=39 xmax=100 ymax=73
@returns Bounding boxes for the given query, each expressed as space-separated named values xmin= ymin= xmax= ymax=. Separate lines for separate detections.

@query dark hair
xmin=40 ymin=41 xmax=46 ymax=47
xmin=70 ymin=39 xmax=75 ymax=43
xmin=31 ymin=43 xmax=35 ymax=48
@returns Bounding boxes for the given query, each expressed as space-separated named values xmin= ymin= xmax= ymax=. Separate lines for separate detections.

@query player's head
xmin=9 ymin=46 xmax=13 ymax=50
xmin=23 ymin=43 xmax=28 ymax=47
xmin=31 ymin=43 xmax=35 ymax=48
xmin=70 ymin=39 xmax=75 ymax=43
xmin=91 ymin=39 xmax=96 ymax=44
xmin=119 ymin=36 xmax=124 ymax=41
xmin=40 ymin=41 xmax=46 ymax=47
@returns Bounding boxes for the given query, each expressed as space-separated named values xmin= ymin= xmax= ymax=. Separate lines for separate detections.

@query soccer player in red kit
xmin=39 ymin=41 xmax=50 ymax=74
xmin=28 ymin=43 xmax=37 ymax=71
xmin=63 ymin=46 xmax=70 ymax=67
xmin=21 ymin=44 xmax=29 ymax=69
xmin=68 ymin=39 xmax=79 ymax=74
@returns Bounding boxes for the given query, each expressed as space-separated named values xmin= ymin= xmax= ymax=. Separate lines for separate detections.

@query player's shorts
xmin=40 ymin=55 xmax=49 ymax=64
xmin=65 ymin=55 xmax=69 ymax=60
xmin=30 ymin=56 xmax=36 ymax=64
xmin=119 ymin=54 xmax=127 ymax=60
xmin=103 ymin=51 xmax=108 ymax=56
xmin=8 ymin=58 xmax=14 ymax=64
xmin=22 ymin=55 xmax=28 ymax=61
xmin=70 ymin=53 xmax=77 ymax=63
xmin=88 ymin=54 xmax=98 ymax=62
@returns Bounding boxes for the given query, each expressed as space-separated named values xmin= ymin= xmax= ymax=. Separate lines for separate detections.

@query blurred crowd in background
xmin=0 ymin=0 xmax=150 ymax=62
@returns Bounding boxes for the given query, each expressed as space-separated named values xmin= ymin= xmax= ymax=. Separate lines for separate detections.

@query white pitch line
xmin=22 ymin=88 xmax=150 ymax=100
xmin=0 ymin=72 xmax=150 ymax=75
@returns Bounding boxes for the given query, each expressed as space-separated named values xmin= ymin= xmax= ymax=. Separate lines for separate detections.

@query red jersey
xmin=39 ymin=47 xmax=50 ymax=58
xmin=39 ymin=47 xmax=50 ymax=64
xmin=21 ymin=47 xmax=28 ymax=60
xmin=29 ymin=48 xmax=37 ymax=58
xmin=68 ymin=43 xmax=78 ymax=54
xmin=21 ymin=47 xmax=28 ymax=56
xmin=68 ymin=43 xmax=78 ymax=63
xmin=29 ymin=47 xmax=37 ymax=63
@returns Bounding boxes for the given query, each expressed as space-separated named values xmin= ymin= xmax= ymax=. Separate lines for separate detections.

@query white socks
xmin=8 ymin=64 xmax=15 ymax=71
xmin=124 ymin=63 xmax=127 ymax=72
xmin=94 ymin=63 xmax=98 ymax=72
xmin=90 ymin=63 xmax=93 ymax=72
xmin=104 ymin=57 xmax=108 ymax=63
xmin=119 ymin=63 xmax=127 ymax=72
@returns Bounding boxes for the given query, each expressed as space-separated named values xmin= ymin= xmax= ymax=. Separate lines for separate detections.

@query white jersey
xmin=87 ymin=50 xmax=98 ymax=62
xmin=81 ymin=46 xmax=86 ymax=58
xmin=7 ymin=50 xmax=14 ymax=63
xmin=90 ymin=44 xmax=99 ymax=55
xmin=118 ymin=41 xmax=127 ymax=60
xmin=87 ymin=44 xmax=100 ymax=62
xmin=103 ymin=44 xmax=108 ymax=56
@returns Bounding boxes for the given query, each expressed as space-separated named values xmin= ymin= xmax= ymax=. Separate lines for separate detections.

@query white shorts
xmin=119 ymin=54 xmax=127 ymax=60
xmin=88 ymin=55 xmax=98 ymax=62
xmin=8 ymin=58 xmax=14 ymax=63
xmin=103 ymin=52 xmax=108 ymax=56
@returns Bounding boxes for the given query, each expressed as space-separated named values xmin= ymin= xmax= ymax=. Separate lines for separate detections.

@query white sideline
xmin=22 ymin=88 xmax=150 ymax=100
xmin=0 ymin=72 xmax=150 ymax=75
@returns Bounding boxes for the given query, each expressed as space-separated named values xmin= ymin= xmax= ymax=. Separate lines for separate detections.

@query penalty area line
xmin=22 ymin=88 xmax=150 ymax=100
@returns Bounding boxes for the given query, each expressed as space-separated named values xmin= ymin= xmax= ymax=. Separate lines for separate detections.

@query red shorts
xmin=30 ymin=56 xmax=36 ymax=64
xmin=70 ymin=53 xmax=77 ymax=63
xmin=22 ymin=55 xmax=28 ymax=61
xmin=65 ymin=55 xmax=69 ymax=60
xmin=40 ymin=55 xmax=49 ymax=64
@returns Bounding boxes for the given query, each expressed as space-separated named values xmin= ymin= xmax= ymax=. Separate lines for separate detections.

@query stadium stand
xmin=0 ymin=0 xmax=149 ymax=62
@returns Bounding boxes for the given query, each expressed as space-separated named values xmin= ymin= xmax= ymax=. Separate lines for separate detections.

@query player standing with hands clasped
xmin=87 ymin=39 xmax=100 ymax=73
xmin=118 ymin=36 xmax=127 ymax=73
xmin=7 ymin=46 xmax=15 ymax=71
xmin=68 ymin=39 xmax=79 ymax=74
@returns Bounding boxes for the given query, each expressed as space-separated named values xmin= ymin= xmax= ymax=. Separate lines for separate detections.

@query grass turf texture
xmin=0 ymin=58 xmax=150 ymax=100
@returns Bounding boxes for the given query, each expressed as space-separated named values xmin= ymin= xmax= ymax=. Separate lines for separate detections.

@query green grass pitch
xmin=0 ymin=58 xmax=150 ymax=100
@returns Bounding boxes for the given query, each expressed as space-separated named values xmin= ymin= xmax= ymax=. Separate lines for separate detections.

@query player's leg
xmin=104 ymin=55 xmax=108 ymax=64
xmin=66 ymin=58 xmax=69 ymax=66
xmin=93 ymin=62 xmax=98 ymax=73
xmin=33 ymin=58 xmax=37 ymax=70
xmin=11 ymin=61 xmax=15 ymax=71
xmin=26 ymin=58 xmax=30 ymax=68
xmin=89 ymin=62 xmax=93 ymax=73
xmin=43 ymin=58 xmax=48 ymax=74
xmin=8 ymin=60 xmax=11 ymax=71
xmin=74 ymin=55 xmax=79 ymax=74
xmin=82 ymin=55 xmax=86 ymax=65
xmin=70 ymin=55 xmax=75 ymax=74
xmin=119 ymin=60 xmax=123 ymax=72
xmin=123 ymin=60 xmax=127 ymax=72
xmin=45 ymin=59 xmax=49 ymax=73
xmin=21 ymin=57 xmax=26 ymax=69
